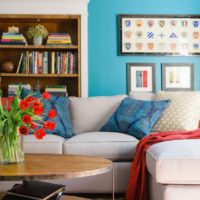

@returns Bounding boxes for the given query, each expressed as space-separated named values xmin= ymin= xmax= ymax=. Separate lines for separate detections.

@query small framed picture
xmin=162 ymin=63 xmax=194 ymax=91
xmin=127 ymin=63 xmax=156 ymax=93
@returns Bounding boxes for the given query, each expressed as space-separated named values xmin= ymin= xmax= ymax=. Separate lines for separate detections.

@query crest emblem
xmin=181 ymin=32 xmax=188 ymax=38
xmin=170 ymin=20 xmax=177 ymax=27
xmin=193 ymin=21 xmax=199 ymax=28
xmin=147 ymin=42 xmax=154 ymax=50
xmin=135 ymin=43 xmax=143 ymax=50
xmin=135 ymin=31 xmax=143 ymax=38
xmin=136 ymin=20 xmax=142 ymax=27
xmin=193 ymin=43 xmax=199 ymax=49
xmin=169 ymin=33 xmax=177 ymax=39
xmin=181 ymin=20 xmax=188 ymax=28
xmin=124 ymin=43 xmax=131 ymax=50
xmin=193 ymin=32 xmax=199 ymax=39
xmin=147 ymin=32 xmax=154 ymax=39
xmin=124 ymin=31 xmax=132 ymax=39
xmin=181 ymin=43 xmax=188 ymax=50
xmin=125 ymin=20 xmax=131 ymax=27
xmin=170 ymin=43 xmax=177 ymax=50
xmin=159 ymin=32 xmax=165 ymax=39
xmin=158 ymin=43 xmax=166 ymax=50
xmin=147 ymin=20 xmax=154 ymax=27
xmin=159 ymin=20 xmax=165 ymax=27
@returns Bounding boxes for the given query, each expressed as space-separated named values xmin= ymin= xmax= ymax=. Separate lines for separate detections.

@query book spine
xmin=51 ymin=52 xmax=55 ymax=74
xmin=43 ymin=52 xmax=48 ymax=74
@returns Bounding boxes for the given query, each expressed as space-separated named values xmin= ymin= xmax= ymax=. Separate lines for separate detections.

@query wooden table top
xmin=0 ymin=154 xmax=112 ymax=181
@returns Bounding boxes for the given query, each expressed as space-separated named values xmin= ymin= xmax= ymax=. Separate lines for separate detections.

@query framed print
xmin=162 ymin=63 xmax=194 ymax=91
xmin=119 ymin=14 xmax=200 ymax=55
xmin=127 ymin=63 xmax=155 ymax=93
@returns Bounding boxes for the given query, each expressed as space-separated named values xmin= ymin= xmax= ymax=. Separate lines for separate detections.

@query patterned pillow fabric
xmin=152 ymin=91 xmax=200 ymax=132
xmin=100 ymin=97 xmax=170 ymax=139
xmin=21 ymin=89 xmax=74 ymax=138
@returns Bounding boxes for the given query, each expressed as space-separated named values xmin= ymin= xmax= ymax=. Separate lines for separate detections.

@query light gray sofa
xmin=1 ymin=93 xmax=200 ymax=200
xmin=0 ymin=94 xmax=138 ymax=193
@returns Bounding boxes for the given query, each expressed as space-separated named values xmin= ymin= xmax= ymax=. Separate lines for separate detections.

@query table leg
xmin=112 ymin=164 xmax=115 ymax=200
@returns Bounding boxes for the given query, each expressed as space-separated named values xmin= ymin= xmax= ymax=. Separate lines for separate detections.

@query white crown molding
xmin=0 ymin=0 xmax=89 ymax=15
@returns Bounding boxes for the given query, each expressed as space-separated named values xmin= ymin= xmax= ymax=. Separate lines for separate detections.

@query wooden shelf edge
xmin=0 ymin=73 xmax=78 ymax=77
xmin=0 ymin=45 xmax=78 ymax=50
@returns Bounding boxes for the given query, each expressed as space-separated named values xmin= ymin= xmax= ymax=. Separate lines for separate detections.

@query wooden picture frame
xmin=162 ymin=63 xmax=194 ymax=91
xmin=119 ymin=14 xmax=200 ymax=55
xmin=127 ymin=63 xmax=156 ymax=93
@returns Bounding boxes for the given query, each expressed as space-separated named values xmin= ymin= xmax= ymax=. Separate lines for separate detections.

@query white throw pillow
xmin=152 ymin=91 xmax=200 ymax=132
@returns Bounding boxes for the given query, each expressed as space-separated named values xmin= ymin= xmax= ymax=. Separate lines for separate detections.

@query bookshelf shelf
xmin=0 ymin=14 xmax=81 ymax=96
xmin=0 ymin=45 xmax=79 ymax=50
xmin=0 ymin=73 xmax=78 ymax=77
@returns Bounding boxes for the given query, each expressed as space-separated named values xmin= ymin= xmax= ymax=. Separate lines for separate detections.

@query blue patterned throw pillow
xmin=100 ymin=97 xmax=170 ymax=139
xmin=21 ymin=89 xmax=74 ymax=139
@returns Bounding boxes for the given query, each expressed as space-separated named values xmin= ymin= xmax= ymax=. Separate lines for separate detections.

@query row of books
xmin=8 ymin=84 xmax=68 ymax=97
xmin=8 ymin=84 xmax=31 ymax=97
xmin=17 ymin=51 xmax=77 ymax=74
xmin=45 ymin=85 xmax=68 ymax=96
xmin=46 ymin=33 xmax=72 ymax=46
xmin=0 ymin=32 xmax=27 ymax=45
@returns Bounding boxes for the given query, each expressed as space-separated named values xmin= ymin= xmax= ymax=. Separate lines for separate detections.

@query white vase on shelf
xmin=33 ymin=37 xmax=43 ymax=45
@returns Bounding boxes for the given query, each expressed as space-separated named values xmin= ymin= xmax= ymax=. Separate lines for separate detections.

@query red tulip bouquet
xmin=0 ymin=88 xmax=56 ymax=164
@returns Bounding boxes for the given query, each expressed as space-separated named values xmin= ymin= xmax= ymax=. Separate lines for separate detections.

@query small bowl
xmin=1 ymin=61 xmax=15 ymax=73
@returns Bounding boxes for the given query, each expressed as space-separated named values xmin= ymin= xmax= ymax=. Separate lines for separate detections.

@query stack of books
xmin=2 ymin=181 xmax=65 ymax=200
xmin=0 ymin=32 xmax=27 ymax=45
xmin=46 ymin=33 xmax=72 ymax=46
xmin=45 ymin=85 xmax=68 ymax=96
xmin=8 ymin=84 xmax=31 ymax=96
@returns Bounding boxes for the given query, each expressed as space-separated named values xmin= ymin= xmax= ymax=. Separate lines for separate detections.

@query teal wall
xmin=88 ymin=0 xmax=200 ymax=96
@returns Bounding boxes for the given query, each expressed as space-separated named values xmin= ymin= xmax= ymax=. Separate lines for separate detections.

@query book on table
xmin=2 ymin=181 xmax=65 ymax=200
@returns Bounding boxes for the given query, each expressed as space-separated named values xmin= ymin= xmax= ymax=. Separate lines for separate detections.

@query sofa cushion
xmin=153 ymin=91 xmax=200 ymax=132
xmin=146 ymin=139 xmax=200 ymax=184
xmin=101 ymin=97 xmax=170 ymax=139
xmin=24 ymin=134 xmax=65 ymax=154
xmin=63 ymin=132 xmax=138 ymax=161
xmin=69 ymin=95 xmax=127 ymax=134
xmin=21 ymin=89 xmax=74 ymax=138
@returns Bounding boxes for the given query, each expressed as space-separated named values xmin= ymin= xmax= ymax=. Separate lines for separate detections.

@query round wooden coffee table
xmin=0 ymin=154 xmax=112 ymax=181
xmin=0 ymin=154 xmax=114 ymax=200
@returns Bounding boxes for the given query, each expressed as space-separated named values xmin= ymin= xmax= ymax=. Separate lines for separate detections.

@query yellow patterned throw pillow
xmin=152 ymin=91 xmax=200 ymax=132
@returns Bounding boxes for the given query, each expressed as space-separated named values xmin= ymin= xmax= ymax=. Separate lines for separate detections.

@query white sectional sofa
xmin=1 ymin=92 xmax=200 ymax=200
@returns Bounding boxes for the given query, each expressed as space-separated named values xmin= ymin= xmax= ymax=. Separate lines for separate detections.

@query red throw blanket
xmin=126 ymin=129 xmax=200 ymax=200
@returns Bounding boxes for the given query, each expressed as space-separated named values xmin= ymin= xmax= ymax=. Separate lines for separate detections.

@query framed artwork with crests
xmin=119 ymin=15 xmax=200 ymax=55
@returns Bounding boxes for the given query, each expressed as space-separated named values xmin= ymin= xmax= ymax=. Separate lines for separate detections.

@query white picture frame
xmin=127 ymin=63 xmax=156 ymax=93
xmin=162 ymin=63 xmax=194 ymax=91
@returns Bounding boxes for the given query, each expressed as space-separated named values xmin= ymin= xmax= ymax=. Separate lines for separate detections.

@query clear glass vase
xmin=0 ymin=127 xmax=24 ymax=164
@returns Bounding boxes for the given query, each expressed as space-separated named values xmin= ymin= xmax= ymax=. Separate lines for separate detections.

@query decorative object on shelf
xmin=8 ymin=26 xmax=19 ymax=34
xmin=127 ymin=63 xmax=156 ymax=94
xmin=1 ymin=61 xmax=15 ymax=73
xmin=34 ymin=80 xmax=41 ymax=92
xmin=27 ymin=24 xmax=48 ymax=45
xmin=162 ymin=63 xmax=194 ymax=91
xmin=119 ymin=15 xmax=200 ymax=55
xmin=0 ymin=86 xmax=57 ymax=164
